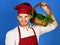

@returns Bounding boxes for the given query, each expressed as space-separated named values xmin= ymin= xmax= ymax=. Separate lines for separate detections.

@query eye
xmin=18 ymin=16 xmax=22 ymax=18
xmin=25 ymin=16 xmax=28 ymax=18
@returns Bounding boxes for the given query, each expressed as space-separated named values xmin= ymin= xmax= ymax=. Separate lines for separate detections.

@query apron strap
xmin=30 ymin=27 xmax=36 ymax=36
xmin=18 ymin=26 xmax=21 ymax=39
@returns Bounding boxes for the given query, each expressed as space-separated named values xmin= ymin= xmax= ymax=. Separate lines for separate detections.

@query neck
xmin=19 ymin=24 xmax=30 ymax=30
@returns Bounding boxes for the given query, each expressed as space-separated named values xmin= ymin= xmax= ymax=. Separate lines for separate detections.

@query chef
xmin=5 ymin=2 xmax=58 ymax=45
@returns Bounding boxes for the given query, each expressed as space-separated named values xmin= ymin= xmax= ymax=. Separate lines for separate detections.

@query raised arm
xmin=39 ymin=2 xmax=58 ymax=28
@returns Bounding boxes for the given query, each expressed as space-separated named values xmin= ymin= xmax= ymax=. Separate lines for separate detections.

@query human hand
xmin=39 ymin=2 xmax=49 ymax=11
xmin=39 ymin=2 xmax=52 ymax=16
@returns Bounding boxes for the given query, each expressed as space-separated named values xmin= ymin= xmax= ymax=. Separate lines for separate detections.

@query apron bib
xmin=18 ymin=26 xmax=38 ymax=45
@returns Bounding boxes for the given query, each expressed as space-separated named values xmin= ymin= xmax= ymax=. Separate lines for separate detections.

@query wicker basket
xmin=30 ymin=17 xmax=48 ymax=26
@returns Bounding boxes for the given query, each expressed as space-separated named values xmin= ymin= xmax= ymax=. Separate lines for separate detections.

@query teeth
xmin=22 ymin=22 xmax=26 ymax=23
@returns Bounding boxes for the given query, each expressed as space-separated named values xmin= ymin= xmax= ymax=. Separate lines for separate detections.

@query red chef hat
xmin=14 ymin=2 xmax=32 ymax=15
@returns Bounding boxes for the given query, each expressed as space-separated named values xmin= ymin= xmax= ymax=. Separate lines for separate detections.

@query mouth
xmin=21 ymin=21 xmax=27 ymax=24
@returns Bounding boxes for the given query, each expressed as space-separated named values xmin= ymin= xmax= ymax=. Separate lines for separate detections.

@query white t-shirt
xmin=5 ymin=24 xmax=56 ymax=45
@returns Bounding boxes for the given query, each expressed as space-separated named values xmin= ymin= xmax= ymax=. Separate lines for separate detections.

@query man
xmin=5 ymin=2 xmax=58 ymax=45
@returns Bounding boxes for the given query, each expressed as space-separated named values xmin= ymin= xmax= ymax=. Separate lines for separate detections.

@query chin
xmin=20 ymin=23 xmax=28 ymax=26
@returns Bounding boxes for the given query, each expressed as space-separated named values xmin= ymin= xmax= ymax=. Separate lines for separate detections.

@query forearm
xmin=44 ymin=6 xmax=52 ymax=17
xmin=51 ymin=15 xmax=58 ymax=28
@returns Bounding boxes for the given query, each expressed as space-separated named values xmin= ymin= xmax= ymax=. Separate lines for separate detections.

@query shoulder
xmin=32 ymin=25 xmax=42 ymax=30
xmin=6 ymin=26 xmax=18 ymax=37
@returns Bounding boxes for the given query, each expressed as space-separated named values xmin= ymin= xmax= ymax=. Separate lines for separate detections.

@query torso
xmin=14 ymin=25 xmax=40 ymax=45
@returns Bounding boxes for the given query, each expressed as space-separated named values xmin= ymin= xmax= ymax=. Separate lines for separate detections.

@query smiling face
xmin=17 ymin=14 xmax=30 ymax=26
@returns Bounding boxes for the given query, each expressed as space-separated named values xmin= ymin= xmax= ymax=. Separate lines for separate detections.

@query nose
xmin=22 ymin=17 xmax=26 ymax=21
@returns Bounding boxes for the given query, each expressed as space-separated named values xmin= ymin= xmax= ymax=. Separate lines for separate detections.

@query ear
xmin=17 ymin=16 xmax=19 ymax=20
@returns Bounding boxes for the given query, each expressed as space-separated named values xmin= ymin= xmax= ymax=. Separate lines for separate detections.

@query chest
xmin=19 ymin=27 xmax=35 ymax=38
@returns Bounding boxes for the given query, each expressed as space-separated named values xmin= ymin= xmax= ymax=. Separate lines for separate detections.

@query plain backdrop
xmin=0 ymin=0 xmax=60 ymax=45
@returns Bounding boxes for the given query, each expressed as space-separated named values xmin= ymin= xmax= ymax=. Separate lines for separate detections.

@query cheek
xmin=18 ymin=17 xmax=22 ymax=22
xmin=25 ymin=17 xmax=29 ymax=22
xmin=18 ymin=18 xmax=29 ymax=22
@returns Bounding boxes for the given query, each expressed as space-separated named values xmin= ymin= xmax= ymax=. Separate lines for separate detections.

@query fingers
xmin=40 ymin=2 xmax=48 ymax=7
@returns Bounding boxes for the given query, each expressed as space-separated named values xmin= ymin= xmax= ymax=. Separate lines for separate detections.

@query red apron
xmin=18 ymin=26 xmax=38 ymax=45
